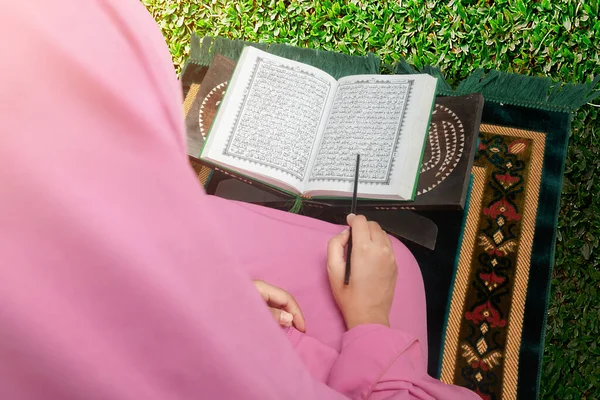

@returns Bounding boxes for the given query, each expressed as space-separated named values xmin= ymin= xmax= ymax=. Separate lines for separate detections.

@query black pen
xmin=344 ymin=154 xmax=360 ymax=286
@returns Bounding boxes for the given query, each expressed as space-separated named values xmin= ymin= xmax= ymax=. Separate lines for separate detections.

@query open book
xmin=200 ymin=46 xmax=437 ymax=200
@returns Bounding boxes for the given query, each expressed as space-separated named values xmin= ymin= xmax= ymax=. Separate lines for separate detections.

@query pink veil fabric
xmin=0 ymin=2 xmax=478 ymax=399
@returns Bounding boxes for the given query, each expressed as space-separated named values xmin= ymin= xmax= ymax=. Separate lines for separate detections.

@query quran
xmin=200 ymin=46 xmax=438 ymax=200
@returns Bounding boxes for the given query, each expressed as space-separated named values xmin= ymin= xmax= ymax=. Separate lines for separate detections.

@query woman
xmin=0 ymin=1 xmax=477 ymax=398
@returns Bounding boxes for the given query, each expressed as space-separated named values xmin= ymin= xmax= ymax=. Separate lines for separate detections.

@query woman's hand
xmin=253 ymin=280 xmax=306 ymax=332
xmin=326 ymin=214 xmax=398 ymax=330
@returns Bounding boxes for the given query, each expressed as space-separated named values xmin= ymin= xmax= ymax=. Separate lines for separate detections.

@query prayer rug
xmin=181 ymin=36 xmax=599 ymax=400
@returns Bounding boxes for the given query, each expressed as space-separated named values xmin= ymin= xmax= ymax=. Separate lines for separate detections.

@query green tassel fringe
xmin=394 ymin=63 xmax=599 ymax=113
xmin=188 ymin=35 xmax=379 ymax=79
xmin=187 ymin=34 xmax=599 ymax=114
xmin=288 ymin=196 xmax=303 ymax=214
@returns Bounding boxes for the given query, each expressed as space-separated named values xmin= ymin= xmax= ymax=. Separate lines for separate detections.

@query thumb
xmin=270 ymin=307 xmax=294 ymax=327
xmin=346 ymin=213 xmax=356 ymax=225
xmin=327 ymin=228 xmax=350 ymax=279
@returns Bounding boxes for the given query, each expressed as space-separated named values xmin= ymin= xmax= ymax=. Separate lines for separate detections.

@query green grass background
xmin=142 ymin=1 xmax=599 ymax=398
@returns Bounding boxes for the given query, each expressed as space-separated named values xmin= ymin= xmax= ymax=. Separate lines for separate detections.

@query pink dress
xmin=0 ymin=1 xmax=477 ymax=398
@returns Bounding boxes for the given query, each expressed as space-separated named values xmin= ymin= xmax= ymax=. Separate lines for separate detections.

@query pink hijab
xmin=0 ymin=2 xmax=478 ymax=399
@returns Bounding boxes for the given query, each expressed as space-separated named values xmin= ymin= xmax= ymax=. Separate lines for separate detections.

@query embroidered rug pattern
xmin=440 ymin=124 xmax=546 ymax=400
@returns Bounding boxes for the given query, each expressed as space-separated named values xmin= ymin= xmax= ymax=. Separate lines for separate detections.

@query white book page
xmin=202 ymin=47 xmax=337 ymax=193
xmin=304 ymin=74 xmax=437 ymax=199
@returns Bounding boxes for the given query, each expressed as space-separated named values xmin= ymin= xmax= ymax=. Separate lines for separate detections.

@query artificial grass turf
xmin=142 ymin=1 xmax=600 ymax=398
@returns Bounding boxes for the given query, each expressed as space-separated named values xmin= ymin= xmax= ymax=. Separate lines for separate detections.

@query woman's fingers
xmin=348 ymin=214 xmax=390 ymax=246
xmin=346 ymin=213 xmax=356 ymax=225
xmin=347 ymin=214 xmax=370 ymax=244
xmin=368 ymin=221 xmax=387 ymax=244
xmin=253 ymin=280 xmax=306 ymax=332
xmin=326 ymin=227 xmax=351 ymax=274
xmin=269 ymin=307 xmax=294 ymax=328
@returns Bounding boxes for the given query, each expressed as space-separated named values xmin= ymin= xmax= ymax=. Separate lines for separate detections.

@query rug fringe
xmin=395 ymin=62 xmax=599 ymax=113
xmin=186 ymin=35 xmax=599 ymax=114
xmin=188 ymin=35 xmax=379 ymax=79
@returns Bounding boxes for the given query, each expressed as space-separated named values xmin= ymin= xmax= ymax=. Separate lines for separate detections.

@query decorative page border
xmin=222 ymin=57 xmax=331 ymax=181
xmin=308 ymin=78 xmax=413 ymax=185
